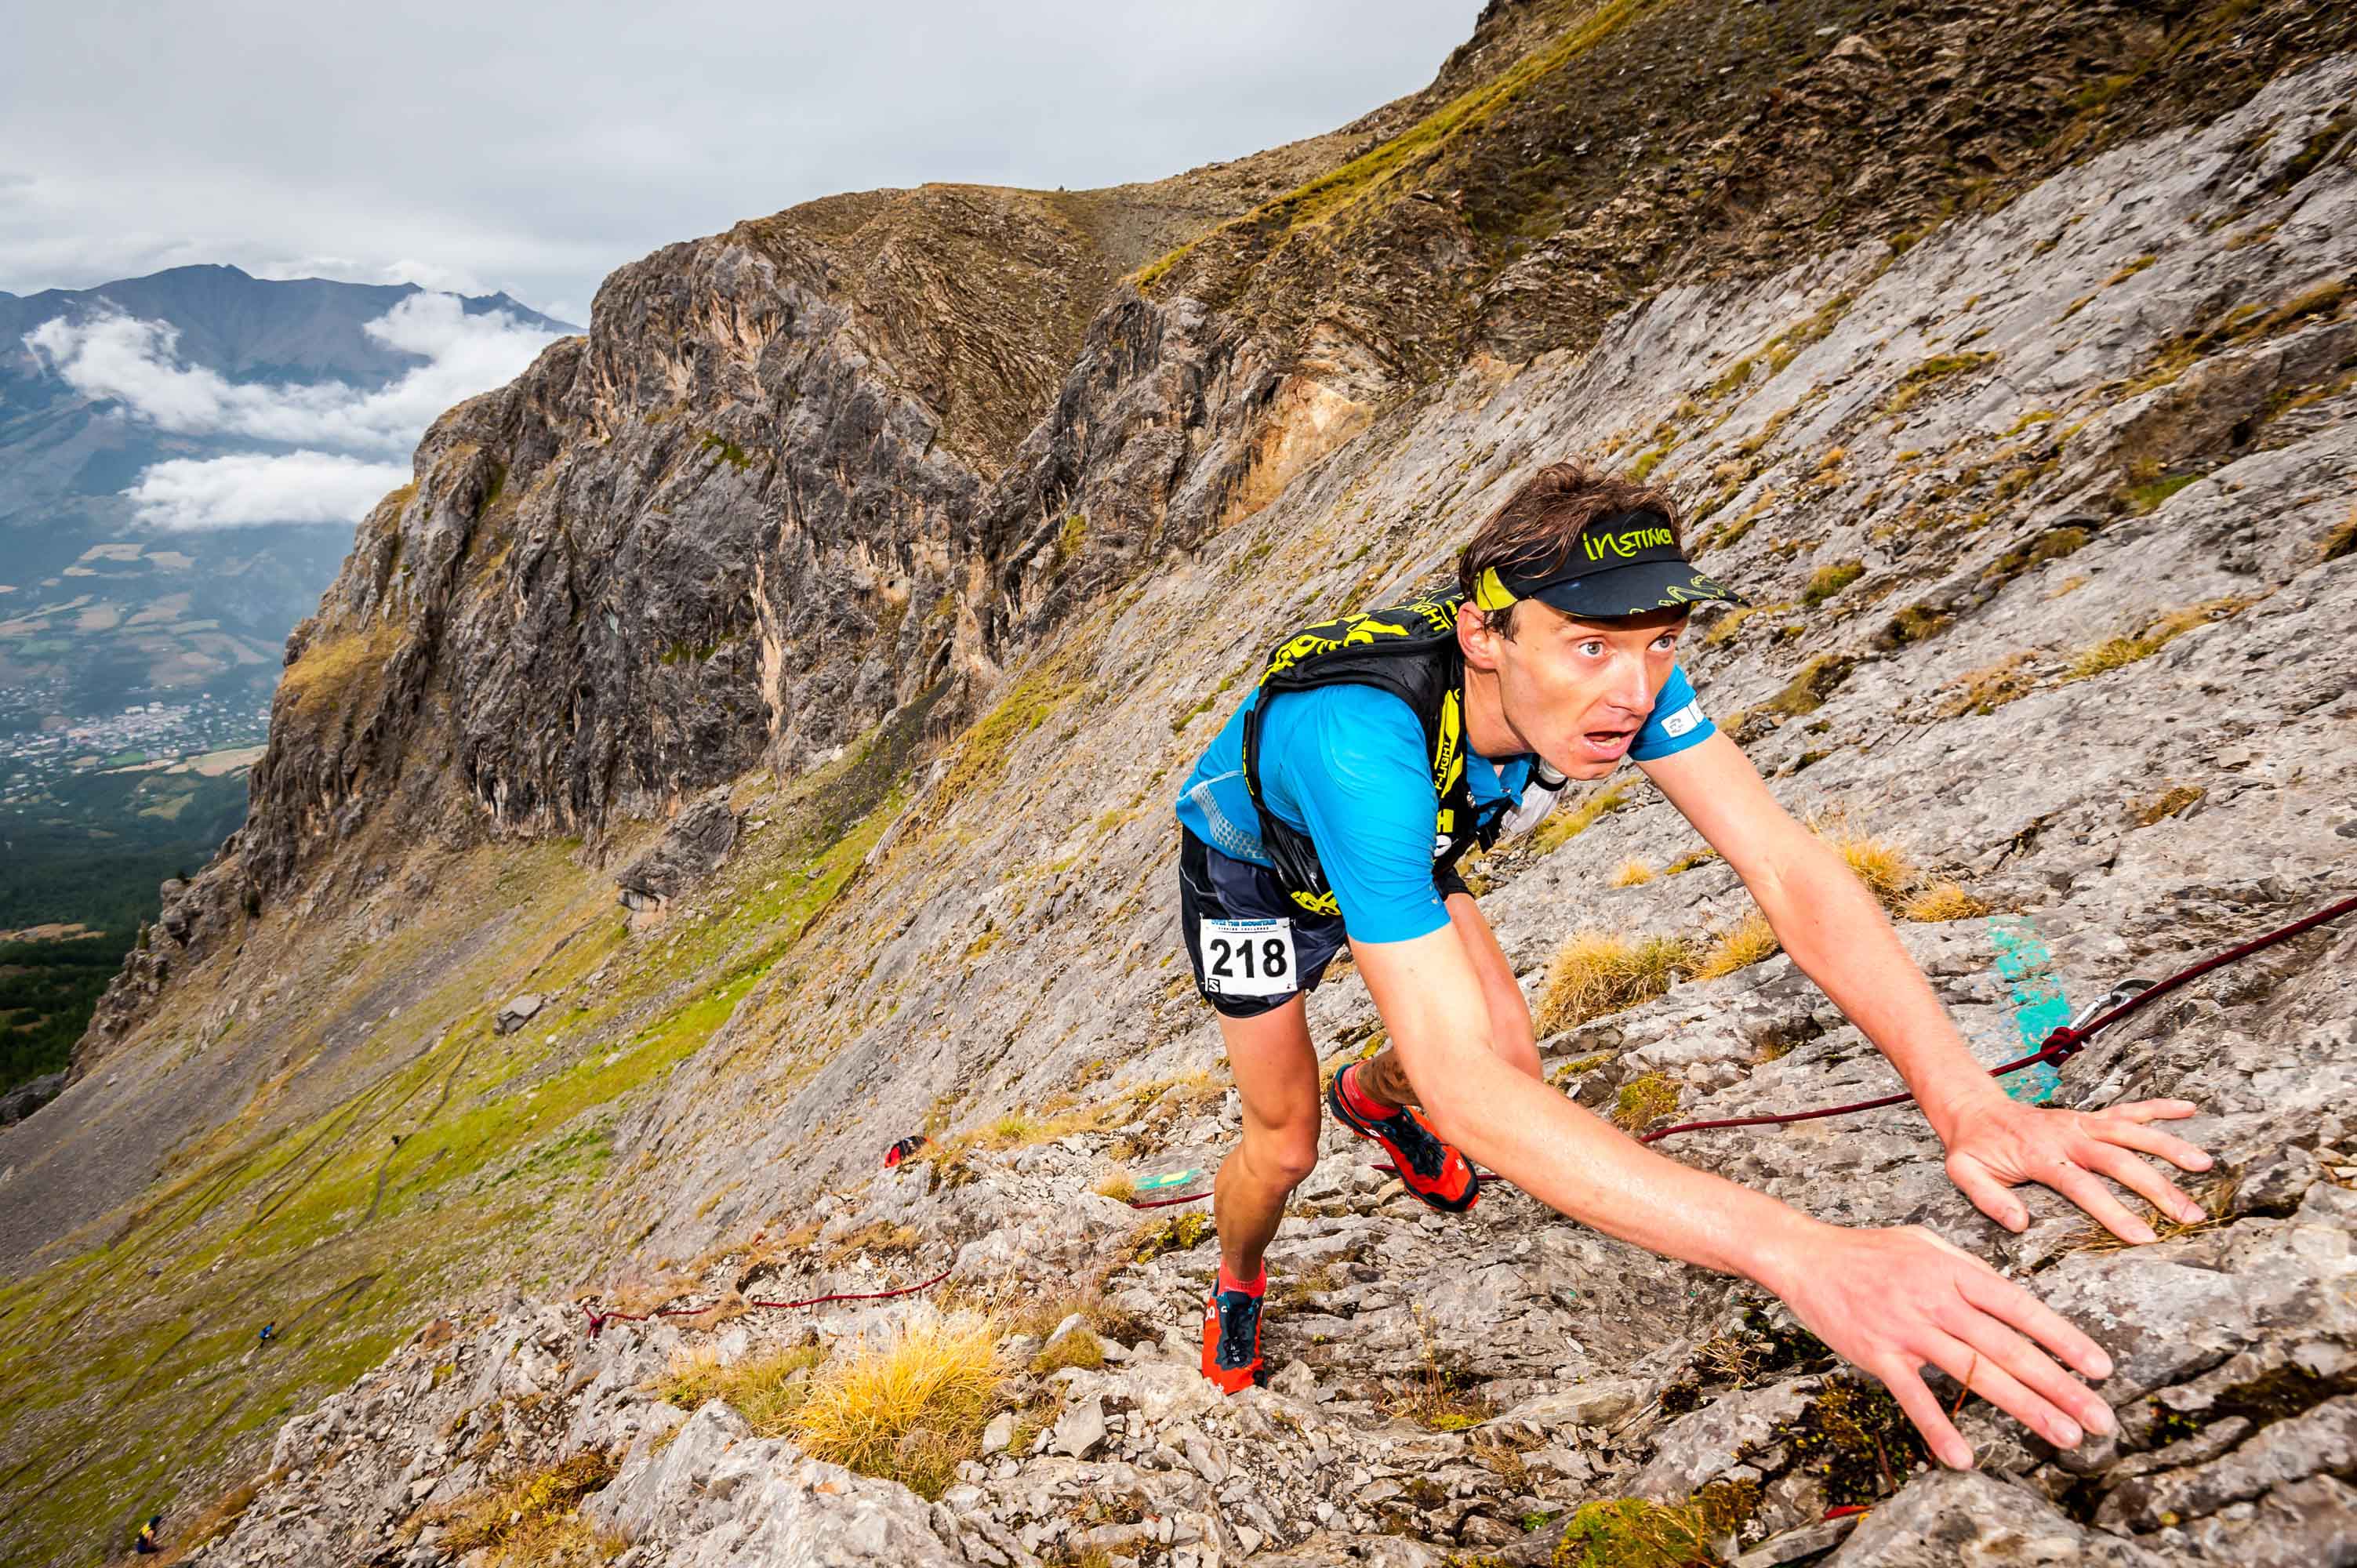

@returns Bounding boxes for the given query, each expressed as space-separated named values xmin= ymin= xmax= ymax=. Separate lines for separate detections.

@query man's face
xmin=1463 ymin=600 xmax=1689 ymax=779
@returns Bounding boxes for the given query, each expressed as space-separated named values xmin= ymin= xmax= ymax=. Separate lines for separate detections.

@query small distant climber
xmin=257 ymin=1322 xmax=275 ymax=1345
xmin=1170 ymin=459 xmax=2214 ymax=1468
xmin=882 ymin=1135 xmax=928 ymax=1169
xmin=133 ymin=1515 xmax=162 ymax=1554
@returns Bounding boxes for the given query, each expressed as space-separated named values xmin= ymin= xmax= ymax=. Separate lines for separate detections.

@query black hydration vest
xmin=1240 ymin=586 xmax=1520 ymax=918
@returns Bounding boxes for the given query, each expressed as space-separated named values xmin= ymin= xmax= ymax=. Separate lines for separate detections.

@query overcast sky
xmin=4 ymin=1 xmax=1485 ymax=325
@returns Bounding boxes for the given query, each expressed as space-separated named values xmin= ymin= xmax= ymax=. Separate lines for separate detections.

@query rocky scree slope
xmin=79 ymin=0 xmax=2357 ymax=1060
xmin=7 ymin=3 xmax=2357 ymax=1566
xmin=117 ymin=42 xmax=2357 ymax=1568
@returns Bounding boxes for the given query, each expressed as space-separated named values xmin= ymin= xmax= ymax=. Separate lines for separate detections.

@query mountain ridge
xmin=0 ymin=263 xmax=578 ymax=386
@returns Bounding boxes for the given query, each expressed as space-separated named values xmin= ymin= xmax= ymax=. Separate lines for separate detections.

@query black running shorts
xmin=1178 ymin=831 xmax=1348 ymax=1018
xmin=1176 ymin=832 xmax=1473 ymax=1018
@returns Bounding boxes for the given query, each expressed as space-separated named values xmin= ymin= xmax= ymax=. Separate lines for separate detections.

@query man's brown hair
xmin=1456 ymin=459 xmax=1683 ymax=637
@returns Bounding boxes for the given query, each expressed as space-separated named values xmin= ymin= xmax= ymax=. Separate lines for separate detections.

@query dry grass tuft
xmin=824 ymin=1221 xmax=922 ymax=1265
xmin=998 ymin=1281 xmax=1153 ymax=1348
xmin=1091 ymin=1168 xmax=1138 ymax=1204
xmin=2065 ymin=636 xmax=2153 ymax=680
xmin=1470 ymin=1432 xmax=1536 ymax=1491
xmin=1273 ymin=1263 xmax=1344 ymax=1309
xmin=979 ymin=1109 xmax=1102 ymax=1149
xmin=1935 ymin=652 xmax=2041 ymax=717
xmin=1530 ymin=778 xmax=1638 ymax=854
xmin=1030 ymin=1327 xmax=1106 ymax=1376
xmin=1693 ymin=913 xmax=1781 ymax=979
xmin=1534 ymin=931 xmax=1694 ymax=1035
xmin=663 ymin=1341 xmax=828 ymax=1435
xmin=2130 ymin=784 xmax=2205 ymax=826
xmin=1760 ymin=653 xmax=1854 ymax=717
xmin=1818 ymin=823 xmax=1918 ymax=907
xmin=1702 ymin=604 xmax=1767 ymax=646
xmin=428 ymin=1453 xmax=623 ymax=1566
xmin=1611 ymin=1072 xmax=1681 ymax=1131
xmin=604 ymin=1272 xmax=697 ymax=1318
xmin=1549 ymin=1050 xmax=1616 ymax=1087
xmin=2063 ymin=597 xmax=2255 ymax=682
xmin=1384 ymin=1308 xmax=1492 ymax=1432
xmin=1665 ymin=848 xmax=1720 ymax=875
xmin=789 ymin=1313 xmax=1004 ymax=1499
xmin=2065 ymin=1174 xmax=2239 ymax=1256
xmin=150 ymin=1471 xmax=285 ymax=1566
xmin=2323 ymin=504 xmax=2357 ymax=562
xmin=1902 ymin=882 xmax=1993 ymax=923
xmin=1608 ymin=858 xmax=1656 ymax=888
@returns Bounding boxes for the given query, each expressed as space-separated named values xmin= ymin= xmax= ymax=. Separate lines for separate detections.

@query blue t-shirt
xmin=1174 ymin=666 xmax=1713 ymax=942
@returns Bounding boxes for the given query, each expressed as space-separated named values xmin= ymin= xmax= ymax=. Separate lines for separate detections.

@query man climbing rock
xmin=1171 ymin=461 xmax=2216 ymax=1468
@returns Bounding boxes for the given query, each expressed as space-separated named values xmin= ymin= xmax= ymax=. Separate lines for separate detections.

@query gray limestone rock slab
xmin=1487 ymin=1378 xmax=1648 ymax=1433
xmin=2172 ymin=1473 xmax=2357 ymax=1568
xmin=1827 ymin=1470 xmax=2165 ymax=1566
xmin=1049 ymin=1396 xmax=1106 ymax=1459
xmin=591 ymin=1400 xmax=961 ymax=1566
xmin=2097 ymin=1394 xmax=2357 ymax=1532
xmin=1630 ymin=1377 xmax=1820 ymax=1499
xmin=492 ymin=993 xmax=543 ymax=1035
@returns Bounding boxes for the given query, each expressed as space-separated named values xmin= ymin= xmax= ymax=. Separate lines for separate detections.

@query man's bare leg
xmin=1211 ymin=996 xmax=1324 ymax=1282
xmin=1356 ymin=891 xmax=1539 ymax=1109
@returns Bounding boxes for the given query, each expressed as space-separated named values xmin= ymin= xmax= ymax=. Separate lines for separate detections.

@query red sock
xmin=1338 ymin=1062 xmax=1398 ymax=1119
xmin=1217 ymin=1261 xmax=1266 ymax=1297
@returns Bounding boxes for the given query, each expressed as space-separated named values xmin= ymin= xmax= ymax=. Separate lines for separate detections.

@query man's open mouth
xmin=1579 ymin=727 xmax=1636 ymax=760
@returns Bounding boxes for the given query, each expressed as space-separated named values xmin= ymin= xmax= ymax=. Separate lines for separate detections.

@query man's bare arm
xmin=1639 ymin=731 xmax=2211 ymax=1242
xmin=1352 ymin=922 xmax=2119 ymax=1468
xmin=1637 ymin=732 xmax=2011 ymax=1129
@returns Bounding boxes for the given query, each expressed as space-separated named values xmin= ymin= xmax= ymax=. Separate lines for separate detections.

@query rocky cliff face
xmin=7 ymin=3 xmax=2357 ymax=1566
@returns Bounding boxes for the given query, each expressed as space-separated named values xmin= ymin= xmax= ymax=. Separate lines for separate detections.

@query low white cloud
xmin=124 ymin=451 xmax=411 ymax=530
xmin=24 ymin=290 xmax=561 ymax=528
xmin=25 ymin=292 xmax=564 ymax=455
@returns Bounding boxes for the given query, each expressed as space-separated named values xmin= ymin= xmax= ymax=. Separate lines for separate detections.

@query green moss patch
xmin=698 ymin=432 xmax=753 ymax=471
xmin=1771 ymin=1375 xmax=1930 ymax=1506
xmin=1549 ymin=1479 xmax=1758 ymax=1567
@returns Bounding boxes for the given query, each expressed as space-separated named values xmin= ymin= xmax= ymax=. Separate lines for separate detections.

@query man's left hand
xmin=1942 ymin=1097 xmax=2214 ymax=1244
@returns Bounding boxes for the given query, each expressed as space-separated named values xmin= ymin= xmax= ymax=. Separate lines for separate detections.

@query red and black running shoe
xmin=1327 ymin=1062 xmax=1479 ymax=1212
xmin=1200 ymin=1269 xmax=1266 ymax=1394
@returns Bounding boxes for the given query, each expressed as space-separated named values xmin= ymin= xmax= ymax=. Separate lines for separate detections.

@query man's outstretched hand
xmin=1765 ymin=1222 xmax=2118 ymax=1470
xmin=1940 ymin=1097 xmax=2214 ymax=1244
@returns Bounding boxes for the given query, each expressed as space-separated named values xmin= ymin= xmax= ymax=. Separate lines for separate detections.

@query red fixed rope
xmin=583 ymin=1264 xmax=953 ymax=1338
xmin=597 ymin=896 xmax=2352 ymax=1321
xmin=1639 ymin=891 xmax=2357 ymax=1145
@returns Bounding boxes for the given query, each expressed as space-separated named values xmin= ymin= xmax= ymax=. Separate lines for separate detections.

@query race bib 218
xmin=1200 ymin=917 xmax=1297 ymax=997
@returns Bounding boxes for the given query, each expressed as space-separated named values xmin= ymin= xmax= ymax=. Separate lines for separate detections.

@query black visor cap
xmin=1475 ymin=509 xmax=1741 ymax=619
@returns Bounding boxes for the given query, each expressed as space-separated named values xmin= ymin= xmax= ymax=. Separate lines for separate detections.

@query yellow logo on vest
xmin=1262 ymin=612 xmax=1411 ymax=682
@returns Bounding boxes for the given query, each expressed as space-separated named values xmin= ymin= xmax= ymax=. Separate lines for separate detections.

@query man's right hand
xmin=1350 ymin=924 xmax=2123 ymax=1472
xmin=1760 ymin=1221 xmax=2117 ymax=1468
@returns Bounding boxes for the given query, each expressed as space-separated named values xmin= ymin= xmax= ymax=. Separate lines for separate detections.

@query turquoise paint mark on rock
xmin=1987 ymin=915 xmax=2070 ymax=1105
